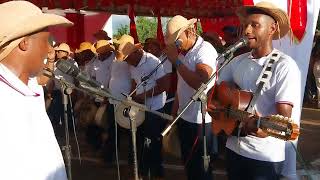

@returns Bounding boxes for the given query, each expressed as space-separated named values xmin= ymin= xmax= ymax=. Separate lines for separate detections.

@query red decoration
xmin=242 ymin=0 xmax=254 ymax=5
xmin=156 ymin=9 xmax=165 ymax=47
xmin=128 ymin=4 xmax=139 ymax=43
xmin=73 ymin=0 xmax=83 ymax=10
xmin=87 ymin=0 xmax=96 ymax=9
xmin=47 ymin=0 xmax=55 ymax=9
xmin=66 ymin=13 xmax=85 ymax=50
xmin=289 ymin=0 xmax=307 ymax=43
xmin=60 ymin=0 xmax=69 ymax=9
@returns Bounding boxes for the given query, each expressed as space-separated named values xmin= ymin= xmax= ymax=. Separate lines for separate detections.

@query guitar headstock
xmin=261 ymin=115 xmax=300 ymax=141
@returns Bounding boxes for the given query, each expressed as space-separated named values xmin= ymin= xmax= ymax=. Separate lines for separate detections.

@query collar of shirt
xmin=136 ymin=51 xmax=148 ymax=68
xmin=247 ymin=48 xmax=279 ymax=66
xmin=0 ymin=63 xmax=39 ymax=96
xmin=182 ymin=36 xmax=204 ymax=58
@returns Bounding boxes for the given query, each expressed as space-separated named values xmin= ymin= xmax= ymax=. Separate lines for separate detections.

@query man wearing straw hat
xmin=164 ymin=15 xmax=218 ymax=180
xmin=114 ymin=34 xmax=169 ymax=179
xmin=217 ymin=1 xmax=301 ymax=179
xmin=0 ymin=1 xmax=73 ymax=180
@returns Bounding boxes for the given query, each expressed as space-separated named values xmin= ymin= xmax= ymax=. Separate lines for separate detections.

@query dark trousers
xmin=103 ymin=104 xmax=118 ymax=162
xmin=47 ymin=90 xmax=74 ymax=127
xmin=131 ymin=108 xmax=166 ymax=177
xmin=226 ymin=148 xmax=283 ymax=180
xmin=177 ymin=119 xmax=213 ymax=180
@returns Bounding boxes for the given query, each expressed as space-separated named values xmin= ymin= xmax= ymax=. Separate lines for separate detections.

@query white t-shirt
xmin=159 ymin=54 xmax=173 ymax=74
xmin=109 ymin=60 xmax=131 ymax=104
xmin=87 ymin=53 xmax=115 ymax=89
xmin=218 ymin=49 xmax=301 ymax=162
xmin=176 ymin=36 xmax=218 ymax=124
xmin=0 ymin=64 xmax=67 ymax=180
xmin=130 ymin=51 xmax=167 ymax=110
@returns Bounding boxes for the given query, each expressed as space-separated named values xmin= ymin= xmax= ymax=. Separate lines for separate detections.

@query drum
xmin=94 ymin=103 xmax=109 ymax=129
xmin=78 ymin=100 xmax=98 ymax=128
xmin=114 ymin=102 xmax=145 ymax=129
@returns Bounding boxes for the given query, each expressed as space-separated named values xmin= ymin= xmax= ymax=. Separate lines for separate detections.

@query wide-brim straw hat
xmin=55 ymin=43 xmax=71 ymax=54
xmin=0 ymin=1 xmax=73 ymax=61
xmin=165 ymin=15 xmax=197 ymax=45
xmin=75 ymin=41 xmax=96 ymax=54
xmin=113 ymin=34 xmax=142 ymax=61
xmin=95 ymin=40 xmax=115 ymax=54
xmin=236 ymin=1 xmax=290 ymax=40
xmin=93 ymin=30 xmax=111 ymax=40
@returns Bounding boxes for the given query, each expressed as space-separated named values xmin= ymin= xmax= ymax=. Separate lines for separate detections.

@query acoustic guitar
xmin=207 ymin=81 xmax=300 ymax=141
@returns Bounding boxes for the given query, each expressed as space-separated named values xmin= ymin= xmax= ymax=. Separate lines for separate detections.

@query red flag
xmin=128 ymin=4 xmax=139 ymax=43
xmin=156 ymin=9 xmax=165 ymax=47
xmin=289 ymin=0 xmax=307 ymax=43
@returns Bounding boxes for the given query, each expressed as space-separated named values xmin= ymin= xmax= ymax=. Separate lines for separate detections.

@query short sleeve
xmin=274 ymin=58 xmax=301 ymax=107
xmin=195 ymin=42 xmax=218 ymax=69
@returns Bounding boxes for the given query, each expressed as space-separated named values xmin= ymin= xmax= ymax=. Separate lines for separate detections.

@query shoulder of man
xmin=274 ymin=50 xmax=299 ymax=72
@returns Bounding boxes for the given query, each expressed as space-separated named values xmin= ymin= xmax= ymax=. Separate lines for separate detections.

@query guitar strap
xmin=245 ymin=50 xmax=282 ymax=114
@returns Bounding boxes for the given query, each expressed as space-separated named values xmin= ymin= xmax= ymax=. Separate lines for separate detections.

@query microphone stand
xmin=48 ymin=68 xmax=173 ymax=180
xmin=161 ymin=53 xmax=235 ymax=171
xmin=129 ymin=55 xmax=167 ymax=97
xmin=125 ymin=55 xmax=167 ymax=180
xmin=59 ymin=78 xmax=73 ymax=180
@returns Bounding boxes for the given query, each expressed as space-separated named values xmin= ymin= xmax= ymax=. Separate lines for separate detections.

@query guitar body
xmin=208 ymin=81 xmax=299 ymax=140
xmin=210 ymin=81 xmax=253 ymax=135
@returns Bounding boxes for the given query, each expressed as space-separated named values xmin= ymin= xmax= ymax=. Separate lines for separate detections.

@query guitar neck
xmin=227 ymin=109 xmax=292 ymax=140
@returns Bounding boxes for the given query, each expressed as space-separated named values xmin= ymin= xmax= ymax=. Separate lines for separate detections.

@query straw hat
xmin=93 ymin=30 xmax=111 ymax=40
xmin=55 ymin=43 xmax=71 ymax=54
xmin=0 ymin=1 xmax=73 ymax=61
xmin=237 ymin=1 xmax=290 ymax=40
xmin=113 ymin=34 xmax=142 ymax=61
xmin=165 ymin=15 xmax=197 ymax=45
xmin=95 ymin=40 xmax=115 ymax=54
xmin=75 ymin=42 xmax=96 ymax=54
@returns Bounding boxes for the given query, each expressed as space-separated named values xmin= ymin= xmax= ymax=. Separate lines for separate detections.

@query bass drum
xmin=78 ymin=100 xmax=98 ymax=128
xmin=94 ymin=103 xmax=109 ymax=129
xmin=114 ymin=102 xmax=145 ymax=129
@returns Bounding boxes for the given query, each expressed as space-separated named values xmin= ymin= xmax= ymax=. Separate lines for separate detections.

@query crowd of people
xmin=0 ymin=1 xmax=307 ymax=180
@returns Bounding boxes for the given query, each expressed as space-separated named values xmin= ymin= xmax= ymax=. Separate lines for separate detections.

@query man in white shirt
xmin=164 ymin=15 xmax=217 ymax=180
xmin=47 ymin=42 xmax=77 ymax=125
xmin=0 ymin=1 xmax=73 ymax=180
xmin=104 ymin=57 xmax=132 ymax=164
xmin=216 ymin=2 xmax=301 ymax=180
xmin=114 ymin=35 xmax=169 ymax=179
xmin=89 ymin=40 xmax=115 ymax=89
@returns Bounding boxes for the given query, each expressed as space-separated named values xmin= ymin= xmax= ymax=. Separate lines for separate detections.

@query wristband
xmin=47 ymin=59 xmax=55 ymax=63
xmin=175 ymin=59 xmax=183 ymax=68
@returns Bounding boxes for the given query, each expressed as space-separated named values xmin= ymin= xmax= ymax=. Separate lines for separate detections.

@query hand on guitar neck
xmin=207 ymin=81 xmax=300 ymax=141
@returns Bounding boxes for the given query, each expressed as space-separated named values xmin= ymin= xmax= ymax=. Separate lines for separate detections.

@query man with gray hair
xmin=0 ymin=1 xmax=73 ymax=180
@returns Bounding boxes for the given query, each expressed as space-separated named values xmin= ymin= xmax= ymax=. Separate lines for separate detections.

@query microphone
xmin=56 ymin=60 xmax=104 ymax=89
xmin=219 ymin=37 xmax=248 ymax=58
xmin=175 ymin=39 xmax=183 ymax=49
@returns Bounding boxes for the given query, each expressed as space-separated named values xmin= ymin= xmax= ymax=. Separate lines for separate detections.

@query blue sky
xmin=112 ymin=15 xmax=130 ymax=32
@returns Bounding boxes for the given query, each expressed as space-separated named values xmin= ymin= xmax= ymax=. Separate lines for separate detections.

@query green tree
xmin=113 ymin=24 xmax=129 ymax=39
xmin=136 ymin=17 xmax=157 ymax=43
xmin=113 ymin=16 xmax=202 ymax=42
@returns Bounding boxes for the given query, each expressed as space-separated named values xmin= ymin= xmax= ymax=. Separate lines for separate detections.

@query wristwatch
xmin=175 ymin=59 xmax=183 ymax=68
